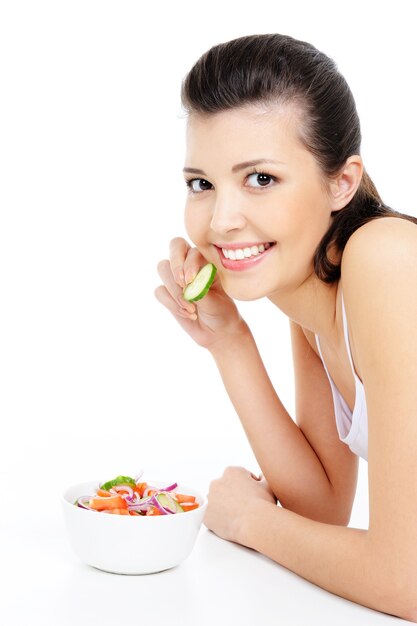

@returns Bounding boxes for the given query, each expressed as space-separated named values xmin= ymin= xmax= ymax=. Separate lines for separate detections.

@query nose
xmin=209 ymin=190 xmax=247 ymax=235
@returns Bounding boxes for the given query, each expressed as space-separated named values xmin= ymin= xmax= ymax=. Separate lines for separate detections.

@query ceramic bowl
xmin=62 ymin=480 xmax=207 ymax=574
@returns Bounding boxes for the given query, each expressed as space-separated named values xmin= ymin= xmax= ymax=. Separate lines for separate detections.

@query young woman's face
xmin=183 ymin=105 xmax=334 ymax=301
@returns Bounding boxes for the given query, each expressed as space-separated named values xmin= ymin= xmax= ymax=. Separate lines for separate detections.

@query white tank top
xmin=314 ymin=292 xmax=368 ymax=461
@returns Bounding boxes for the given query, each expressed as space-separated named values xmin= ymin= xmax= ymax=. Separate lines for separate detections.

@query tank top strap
xmin=341 ymin=291 xmax=358 ymax=380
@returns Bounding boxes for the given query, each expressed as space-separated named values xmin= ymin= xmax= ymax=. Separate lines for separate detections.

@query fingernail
xmin=185 ymin=269 xmax=197 ymax=285
xmin=177 ymin=271 xmax=185 ymax=287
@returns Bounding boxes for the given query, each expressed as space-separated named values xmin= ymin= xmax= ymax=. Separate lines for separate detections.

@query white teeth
xmin=221 ymin=243 xmax=272 ymax=260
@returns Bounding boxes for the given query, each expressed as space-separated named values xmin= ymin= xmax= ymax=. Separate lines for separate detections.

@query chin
xmin=222 ymin=282 xmax=268 ymax=302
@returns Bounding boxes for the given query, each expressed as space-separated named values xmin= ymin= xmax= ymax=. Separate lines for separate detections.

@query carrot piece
xmin=174 ymin=493 xmax=196 ymax=504
xmin=181 ymin=503 xmax=199 ymax=512
xmin=146 ymin=506 xmax=162 ymax=516
xmin=89 ymin=495 xmax=128 ymax=510
xmin=103 ymin=507 xmax=130 ymax=515
xmin=97 ymin=489 xmax=111 ymax=497
xmin=134 ymin=482 xmax=147 ymax=497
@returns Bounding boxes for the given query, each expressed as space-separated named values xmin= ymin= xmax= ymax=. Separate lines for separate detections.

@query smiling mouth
xmin=217 ymin=242 xmax=275 ymax=261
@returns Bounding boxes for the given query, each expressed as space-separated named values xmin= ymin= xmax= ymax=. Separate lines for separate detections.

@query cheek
xmin=184 ymin=206 xmax=197 ymax=241
xmin=282 ymin=188 xmax=329 ymax=245
xmin=184 ymin=205 xmax=208 ymax=245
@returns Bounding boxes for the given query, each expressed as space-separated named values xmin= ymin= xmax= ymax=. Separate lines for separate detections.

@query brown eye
xmin=247 ymin=172 xmax=276 ymax=188
xmin=186 ymin=178 xmax=213 ymax=193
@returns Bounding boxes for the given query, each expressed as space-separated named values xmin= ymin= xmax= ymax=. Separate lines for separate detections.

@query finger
xmin=154 ymin=285 xmax=197 ymax=321
xmin=169 ymin=238 xmax=191 ymax=288
xmin=157 ymin=259 xmax=195 ymax=313
xmin=223 ymin=465 xmax=245 ymax=477
xmin=183 ymin=247 xmax=207 ymax=286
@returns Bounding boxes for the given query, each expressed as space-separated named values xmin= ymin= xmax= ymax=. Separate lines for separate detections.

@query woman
xmin=155 ymin=33 xmax=417 ymax=620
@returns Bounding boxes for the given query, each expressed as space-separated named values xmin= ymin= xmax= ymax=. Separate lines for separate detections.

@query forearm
xmin=210 ymin=329 xmax=342 ymax=523
xmin=240 ymin=502 xmax=415 ymax=621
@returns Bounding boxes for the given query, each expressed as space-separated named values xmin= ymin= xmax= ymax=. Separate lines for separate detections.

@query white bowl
xmin=62 ymin=480 xmax=207 ymax=574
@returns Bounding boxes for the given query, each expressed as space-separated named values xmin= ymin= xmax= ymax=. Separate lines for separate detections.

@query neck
xmin=268 ymin=272 xmax=340 ymax=346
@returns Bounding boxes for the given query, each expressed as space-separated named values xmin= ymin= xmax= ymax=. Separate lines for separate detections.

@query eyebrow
xmin=183 ymin=158 xmax=285 ymax=176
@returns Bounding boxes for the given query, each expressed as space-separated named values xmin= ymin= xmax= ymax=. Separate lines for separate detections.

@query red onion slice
xmin=150 ymin=495 xmax=170 ymax=515
xmin=112 ymin=485 xmax=134 ymax=499
xmin=160 ymin=482 xmax=178 ymax=492
xmin=127 ymin=496 xmax=154 ymax=512
xmin=76 ymin=496 xmax=96 ymax=511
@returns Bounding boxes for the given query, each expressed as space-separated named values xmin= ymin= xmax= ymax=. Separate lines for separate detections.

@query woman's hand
xmin=155 ymin=237 xmax=248 ymax=350
xmin=204 ymin=466 xmax=277 ymax=544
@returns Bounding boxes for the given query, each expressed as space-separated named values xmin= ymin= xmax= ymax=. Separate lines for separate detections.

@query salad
xmin=74 ymin=472 xmax=200 ymax=516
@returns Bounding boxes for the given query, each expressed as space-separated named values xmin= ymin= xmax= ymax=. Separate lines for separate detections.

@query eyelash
xmin=184 ymin=168 xmax=279 ymax=195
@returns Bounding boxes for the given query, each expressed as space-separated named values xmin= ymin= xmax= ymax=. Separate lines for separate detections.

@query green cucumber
xmin=157 ymin=492 xmax=184 ymax=514
xmin=183 ymin=263 xmax=217 ymax=302
xmin=100 ymin=475 xmax=136 ymax=491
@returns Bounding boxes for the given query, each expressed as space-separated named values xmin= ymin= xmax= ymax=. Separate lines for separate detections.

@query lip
xmin=214 ymin=243 xmax=276 ymax=272
xmin=214 ymin=241 xmax=273 ymax=250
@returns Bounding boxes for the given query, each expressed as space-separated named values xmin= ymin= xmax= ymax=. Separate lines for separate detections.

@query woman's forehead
xmin=184 ymin=105 xmax=307 ymax=164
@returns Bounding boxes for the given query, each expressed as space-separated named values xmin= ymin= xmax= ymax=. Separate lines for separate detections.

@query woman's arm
xmin=210 ymin=329 xmax=356 ymax=525
xmin=240 ymin=497 xmax=414 ymax=621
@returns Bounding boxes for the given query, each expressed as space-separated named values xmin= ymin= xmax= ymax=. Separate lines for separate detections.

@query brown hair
xmin=181 ymin=33 xmax=417 ymax=283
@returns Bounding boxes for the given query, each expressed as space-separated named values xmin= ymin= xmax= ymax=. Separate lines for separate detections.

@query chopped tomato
xmin=103 ymin=507 xmax=129 ymax=515
xmin=89 ymin=495 xmax=128 ymax=511
xmin=174 ymin=493 xmax=196 ymax=504
xmin=181 ymin=503 xmax=199 ymax=512
xmin=146 ymin=506 xmax=162 ymax=516
xmin=134 ymin=482 xmax=147 ymax=497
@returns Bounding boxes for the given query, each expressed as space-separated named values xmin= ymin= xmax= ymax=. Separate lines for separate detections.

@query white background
xmin=0 ymin=1 xmax=416 ymax=622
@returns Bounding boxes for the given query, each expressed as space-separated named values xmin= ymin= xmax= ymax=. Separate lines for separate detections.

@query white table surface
xmin=2 ymin=498 xmax=413 ymax=626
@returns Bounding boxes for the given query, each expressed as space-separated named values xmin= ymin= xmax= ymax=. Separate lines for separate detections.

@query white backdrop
xmin=1 ymin=0 xmax=416 ymax=538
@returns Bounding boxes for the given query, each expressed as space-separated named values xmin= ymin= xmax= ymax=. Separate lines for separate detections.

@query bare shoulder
xmin=341 ymin=216 xmax=417 ymax=306
xmin=340 ymin=215 xmax=417 ymax=374
xmin=341 ymin=216 xmax=417 ymax=277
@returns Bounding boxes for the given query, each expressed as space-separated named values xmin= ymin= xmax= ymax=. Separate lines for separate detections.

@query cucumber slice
xmin=157 ymin=492 xmax=184 ymax=514
xmin=183 ymin=263 xmax=217 ymax=302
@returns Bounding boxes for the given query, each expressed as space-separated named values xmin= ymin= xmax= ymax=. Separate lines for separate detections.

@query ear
xmin=328 ymin=155 xmax=363 ymax=211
